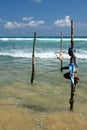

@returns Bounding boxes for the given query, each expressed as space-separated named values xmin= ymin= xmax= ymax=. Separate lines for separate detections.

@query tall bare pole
xmin=60 ymin=32 xmax=63 ymax=71
xmin=31 ymin=32 xmax=36 ymax=84
xmin=69 ymin=20 xmax=75 ymax=110
xmin=71 ymin=20 xmax=74 ymax=48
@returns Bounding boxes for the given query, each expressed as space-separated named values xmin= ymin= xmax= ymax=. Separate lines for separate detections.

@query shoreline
xmin=0 ymin=82 xmax=87 ymax=130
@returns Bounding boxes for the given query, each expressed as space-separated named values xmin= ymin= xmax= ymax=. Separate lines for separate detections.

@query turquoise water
xmin=0 ymin=36 xmax=87 ymax=129
xmin=0 ymin=36 xmax=86 ymax=86
xmin=0 ymin=36 xmax=87 ymax=113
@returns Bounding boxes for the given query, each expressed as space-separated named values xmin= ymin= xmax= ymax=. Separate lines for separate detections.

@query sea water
xmin=0 ymin=37 xmax=86 ymax=98
xmin=0 ymin=36 xmax=87 ymax=129
xmin=0 ymin=36 xmax=86 ymax=86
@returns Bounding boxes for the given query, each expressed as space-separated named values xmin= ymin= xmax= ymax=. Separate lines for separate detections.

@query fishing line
xmin=35 ymin=68 xmax=61 ymax=77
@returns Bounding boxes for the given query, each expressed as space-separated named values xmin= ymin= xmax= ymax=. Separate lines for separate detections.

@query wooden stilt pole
xmin=69 ymin=20 xmax=75 ymax=111
xmin=31 ymin=32 xmax=36 ymax=84
xmin=71 ymin=20 xmax=74 ymax=48
xmin=60 ymin=32 xmax=63 ymax=71
xmin=12 ymin=42 xmax=15 ymax=49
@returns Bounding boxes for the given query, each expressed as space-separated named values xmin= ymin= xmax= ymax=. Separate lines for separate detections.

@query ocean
xmin=0 ymin=36 xmax=86 ymax=86
xmin=0 ymin=36 xmax=87 ymax=102
xmin=0 ymin=36 xmax=87 ymax=130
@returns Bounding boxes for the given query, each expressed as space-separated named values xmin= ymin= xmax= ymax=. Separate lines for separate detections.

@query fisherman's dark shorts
xmin=63 ymin=72 xmax=79 ymax=85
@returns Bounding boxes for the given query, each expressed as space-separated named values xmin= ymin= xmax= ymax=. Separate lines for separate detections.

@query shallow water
xmin=0 ymin=37 xmax=87 ymax=129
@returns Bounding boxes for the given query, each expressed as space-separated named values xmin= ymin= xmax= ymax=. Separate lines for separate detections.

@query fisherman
xmin=61 ymin=47 xmax=79 ymax=86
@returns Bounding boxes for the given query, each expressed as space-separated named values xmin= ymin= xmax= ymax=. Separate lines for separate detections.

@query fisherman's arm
xmin=60 ymin=66 xmax=69 ymax=71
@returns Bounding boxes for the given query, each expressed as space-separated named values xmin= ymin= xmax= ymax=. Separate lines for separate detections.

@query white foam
xmin=0 ymin=50 xmax=86 ymax=60
xmin=0 ymin=38 xmax=33 ymax=41
xmin=0 ymin=37 xmax=87 ymax=42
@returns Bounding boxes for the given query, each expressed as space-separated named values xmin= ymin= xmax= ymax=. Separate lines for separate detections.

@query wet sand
xmin=0 ymin=82 xmax=87 ymax=130
xmin=0 ymin=104 xmax=87 ymax=130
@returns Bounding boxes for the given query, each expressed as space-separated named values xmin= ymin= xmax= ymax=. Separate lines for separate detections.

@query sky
xmin=0 ymin=0 xmax=87 ymax=36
